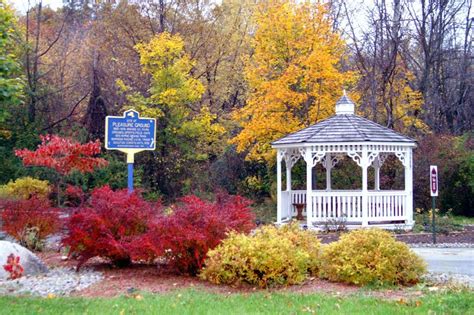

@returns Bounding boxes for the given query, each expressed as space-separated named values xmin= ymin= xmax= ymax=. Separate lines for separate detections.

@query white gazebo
xmin=271 ymin=94 xmax=416 ymax=230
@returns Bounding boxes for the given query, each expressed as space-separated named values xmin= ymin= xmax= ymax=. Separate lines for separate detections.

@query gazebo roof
xmin=272 ymin=94 xmax=415 ymax=146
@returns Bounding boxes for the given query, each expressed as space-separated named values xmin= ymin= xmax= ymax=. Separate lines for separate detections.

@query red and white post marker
xmin=430 ymin=165 xmax=438 ymax=243
xmin=430 ymin=166 xmax=438 ymax=197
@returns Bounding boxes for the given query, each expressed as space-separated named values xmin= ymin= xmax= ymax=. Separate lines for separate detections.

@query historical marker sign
xmin=430 ymin=165 xmax=438 ymax=197
xmin=105 ymin=109 xmax=156 ymax=193
xmin=105 ymin=109 xmax=156 ymax=151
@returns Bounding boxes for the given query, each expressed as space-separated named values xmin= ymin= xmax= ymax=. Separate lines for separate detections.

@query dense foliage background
xmin=0 ymin=0 xmax=472 ymax=216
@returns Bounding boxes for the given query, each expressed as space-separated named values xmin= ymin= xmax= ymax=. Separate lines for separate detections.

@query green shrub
xmin=200 ymin=223 xmax=321 ymax=287
xmin=414 ymin=208 xmax=463 ymax=234
xmin=320 ymin=228 xmax=426 ymax=286
xmin=0 ymin=177 xmax=51 ymax=200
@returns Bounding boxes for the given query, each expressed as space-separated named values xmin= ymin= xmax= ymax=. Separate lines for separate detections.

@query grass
xmin=252 ymin=201 xmax=276 ymax=224
xmin=451 ymin=215 xmax=474 ymax=225
xmin=0 ymin=289 xmax=473 ymax=315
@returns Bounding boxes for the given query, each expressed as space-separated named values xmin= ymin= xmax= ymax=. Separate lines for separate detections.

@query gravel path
xmin=0 ymin=267 xmax=103 ymax=297
xmin=409 ymin=243 xmax=474 ymax=248
xmin=412 ymin=247 xmax=474 ymax=288
xmin=423 ymin=272 xmax=474 ymax=288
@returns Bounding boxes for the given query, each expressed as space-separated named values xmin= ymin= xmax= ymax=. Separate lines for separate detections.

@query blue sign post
xmin=105 ymin=110 xmax=156 ymax=193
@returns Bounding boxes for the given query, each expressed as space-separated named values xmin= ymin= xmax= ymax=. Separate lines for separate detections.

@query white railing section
xmin=367 ymin=191 xmax=406 ymax=221
xmin=283 ymin=190 xmax=408 ymax=224
xmin=310 ymin=191 xmax=363 ymax=222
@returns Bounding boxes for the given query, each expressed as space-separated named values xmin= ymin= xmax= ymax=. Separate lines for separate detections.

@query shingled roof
xmin=272 ymin=95 xmax=415 ymax=146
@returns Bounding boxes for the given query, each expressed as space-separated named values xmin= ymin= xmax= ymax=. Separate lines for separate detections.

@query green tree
xmin=0 ymin=0 xmax=29 ymax=184
xmin=0 ymin=0 xmax=24 ymax=127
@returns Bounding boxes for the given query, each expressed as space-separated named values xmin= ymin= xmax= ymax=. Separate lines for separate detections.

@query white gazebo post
xmin=276 ymin=149 xmax=283 ymax=224
xmin=361 ymin=145 xmax=369 ymax=227
xmin=404 ymin=149 xmax=414 ymax=226
xmin=325 ymin=153 xmax=332 ymax=190
xmin=286 ymin=158 xmax=292 ymax=191
xmin=304 ymin=148 xmax=313 ymax=227
xmin=374 ymin=157 xmax=381 ymax=191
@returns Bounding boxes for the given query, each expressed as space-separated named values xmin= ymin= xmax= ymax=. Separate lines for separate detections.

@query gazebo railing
xmin=310 ymin=191 xmax=363 ymax=222
xmin=283 ymin=190 xmax=407 ymax=224
xmin=367 ymin=191 xmax=406 ymax=221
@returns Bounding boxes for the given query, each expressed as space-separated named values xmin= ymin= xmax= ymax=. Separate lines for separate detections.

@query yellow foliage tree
xmin=356 ymin=53 xmax=427 ymax=135
xmin=231 ymin=0 xmax=355 ymax=162
xmin=118 ymin=32 xmax=225 ymax=196
xmin=118 ymin=32 xmax=205 ymax=118
xmin=382 ymin=67 xmax=427 ymax=134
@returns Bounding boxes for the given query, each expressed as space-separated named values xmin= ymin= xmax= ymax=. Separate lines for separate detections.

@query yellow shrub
xmin=0 ymin=177 xmax=51 ymax=200
xmin=200 ymin=223 xmax=321 ymax=287
xmin=320 ymin=228 xmax=426 ymax=286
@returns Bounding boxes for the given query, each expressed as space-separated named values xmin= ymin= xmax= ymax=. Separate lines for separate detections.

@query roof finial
xmin=335 ymin=90 xmax=355 ymax=115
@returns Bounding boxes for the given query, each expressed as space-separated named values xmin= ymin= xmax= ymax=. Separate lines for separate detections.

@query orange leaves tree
xmin=15 ymin=135 xmax=108 ymax=205
xmin=231 ymin=0 xmax=355 ymax=162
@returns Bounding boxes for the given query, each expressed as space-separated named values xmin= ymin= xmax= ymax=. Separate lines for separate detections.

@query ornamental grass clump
xmin=200 ymin=223 xmax=321 ymax=287
xmin=320 ymin=228 xmax=426 ymax=286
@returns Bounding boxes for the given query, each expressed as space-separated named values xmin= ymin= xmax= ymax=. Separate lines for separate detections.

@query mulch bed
xmin=317 ymin=226 xmax=474 ymax=244
xmin=37 ymin=252 xmax=423 ymax=300
xmin=29 ymin=226 xmax=473 ymax=298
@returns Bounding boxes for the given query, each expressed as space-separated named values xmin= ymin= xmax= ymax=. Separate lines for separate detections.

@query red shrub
xmin=147 ymin=193 xmax=255 ymax=275
xmin=1 ymin=196 xmax=61 ymax=242
xmin=64 ymin=185 xmax=87 ymax=207
xmin=62 ymin=186 xmax=160 ymax=269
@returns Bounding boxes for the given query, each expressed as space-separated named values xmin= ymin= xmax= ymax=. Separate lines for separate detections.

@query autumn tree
xmin=231 ymin=0 xmax=355 ymax=162
xmin=15 ymin=135 xmax=108 ymax=205
xmin=404 ymin=0 xmax=472 ymax=133
xmin=119 ymin=32 xmax=225 ymax=198
xmin=342 ymin=0 xmax=427 ymax=135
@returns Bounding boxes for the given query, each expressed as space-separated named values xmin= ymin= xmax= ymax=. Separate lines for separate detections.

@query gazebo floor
xmin=278 ymin=218 xmax=413 ymax=231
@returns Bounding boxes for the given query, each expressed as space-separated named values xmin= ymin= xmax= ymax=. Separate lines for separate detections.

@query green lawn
xmin=451 ymin=215 xmax=474 ymax=225
xmin=0 ymin=289 xmax=473 ymax=315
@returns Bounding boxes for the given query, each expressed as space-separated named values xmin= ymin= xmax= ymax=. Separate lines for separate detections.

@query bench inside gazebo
xmin=271 ymin=93 xmax=416 ymax=230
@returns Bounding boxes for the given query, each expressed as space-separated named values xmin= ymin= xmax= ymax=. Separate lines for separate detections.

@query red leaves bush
xmin=64 ymin=185 xmax=86 ymax=207
xmin=62 ymin=186 xmax=160 ymax=269
xmin=147 ymin=194 xmax=255 ymax=275
xmin=1 ymin=196 xmax=61 ymax=243
xmin=15 ymin=135 xmax=108 ymax=176
xmin=62 ymin=186 xmax=255 ymax=273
